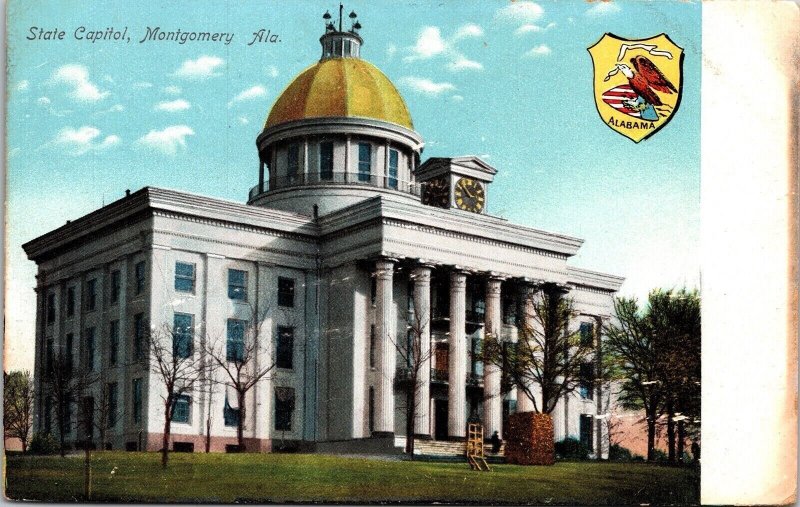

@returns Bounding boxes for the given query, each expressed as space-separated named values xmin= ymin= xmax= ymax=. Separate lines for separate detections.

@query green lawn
xmin=5 ymin=451 xmax=699 ymax=504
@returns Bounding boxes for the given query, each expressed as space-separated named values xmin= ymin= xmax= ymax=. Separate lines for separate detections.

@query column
xmin=448 ymin=270 xmax=467 ymax=439
xmin=483 ymin=276 xmax=503 ymax=438
xmin=516 ymin=283 xmax=537 ymax=413
xmin=373 ymin=259 xmax=395 ymax=435
xmin=411 ymin=265 xmax=432 ymax=438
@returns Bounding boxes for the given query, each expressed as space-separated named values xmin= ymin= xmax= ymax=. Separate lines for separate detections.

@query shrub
xmin=28 ymin=432 xmax=59 ymax=455
xmin=554 ymin=437 xmax=589 ymax=460
xmin=608 ymin=444 xmax=634 ymax=461
xmin=651 ymin=449 xmax=668 ymax=462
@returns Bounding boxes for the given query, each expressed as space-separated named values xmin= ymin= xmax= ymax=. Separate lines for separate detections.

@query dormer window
xmin=287 ymin=144 xmax=300 ymax=178
xmin=320 ymin=142 xmax=334 ymax=180
xmin=388 ymin=149 xmax=399 ymax=189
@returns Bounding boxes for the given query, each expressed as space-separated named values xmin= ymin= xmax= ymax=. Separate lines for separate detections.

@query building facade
xmin=24 ymin=14 xmax=623 ymax=456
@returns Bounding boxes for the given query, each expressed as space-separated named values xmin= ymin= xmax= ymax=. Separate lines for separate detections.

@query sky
xmin=4 ymin=0 xmax=701 ymax=371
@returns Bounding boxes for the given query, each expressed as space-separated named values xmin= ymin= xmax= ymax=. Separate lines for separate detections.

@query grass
xmin=5 ymin=451 xmax=699 ymax=504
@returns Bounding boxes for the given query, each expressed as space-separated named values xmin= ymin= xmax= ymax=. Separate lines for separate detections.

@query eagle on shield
xmin=605 ymin=55 xmax=677 ymax=121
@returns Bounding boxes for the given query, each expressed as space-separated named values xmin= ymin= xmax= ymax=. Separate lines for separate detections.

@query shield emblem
xmin=588 ymin=33 xmax=684 ymax=143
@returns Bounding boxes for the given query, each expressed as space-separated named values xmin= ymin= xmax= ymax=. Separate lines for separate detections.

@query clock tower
xmin=416 ymin=156 xmax=497 ymax=213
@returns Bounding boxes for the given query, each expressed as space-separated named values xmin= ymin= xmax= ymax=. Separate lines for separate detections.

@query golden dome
xmin=265 ymin=58 xmax=413 ymax=130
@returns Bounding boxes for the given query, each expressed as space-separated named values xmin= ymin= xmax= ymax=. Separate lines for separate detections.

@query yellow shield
xmin=588 ymin=33 xmax=683 ymax=143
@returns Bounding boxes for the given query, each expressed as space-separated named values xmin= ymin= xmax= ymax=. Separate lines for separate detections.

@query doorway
xmin=434 ymin=399 xmax=449 ymax=440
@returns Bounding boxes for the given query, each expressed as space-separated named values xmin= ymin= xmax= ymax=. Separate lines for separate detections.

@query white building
xmin=25 ymin=14 xmax=623 ymax=457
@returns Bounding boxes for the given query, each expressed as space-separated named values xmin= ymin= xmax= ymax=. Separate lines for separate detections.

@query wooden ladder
xmin=466 ymin=423 xmax=491 ymax=472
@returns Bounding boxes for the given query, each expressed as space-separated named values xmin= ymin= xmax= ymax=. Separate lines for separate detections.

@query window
xmin=46 ymin=293 xmax=56 ymax=324
xmin=224 ymin=396 xmax=240 ymax=427
xmin=580 ymin=414 xmax=594 ymax=452
xmin=109 ymin=320 xmax=119 ymax=366
xmin=132 ymin=378 xmax=143 ymax=424
xmin=226 ymin=319 xmax=246 ymax=362
xmin=134 ymin=261 xmax=146 ymax=295
xmin=228 ymin=269 xmax=248 ymax=301
xmin=319 ymin=141 xmax=334 ymax=180
xmin=287 ymin=144 xmax=299 ymax=177
xmin=368 ymin=387 xmax=375 ymax=433
xmin=274 ymin=387 xmax=295 ymax=431
xmin=388 ymin=149 xmax=399 ymax=189
xmin=44 ymin=398 xmax=52 ymax=434
xmin=278 ymin=277 xmax=295 ymax=307
xmin=82 ymin=397 xmax=94 ymax=438
xmin=86 ymin=279 xmax=97 ymax=311
xmin=357 ymin=142 xmax=371 ymax=182
xmin=471 ymin=337 xmax=483 ymax=376
xmin=172 ymin=395 xmax=191 ymax=424
xmin=579 ymin=362 xmax=594 ymax=400
xmin=66 ymin=287 xmax=75 ymax=317
xmin=173 ymin=313 xmax=194 ymax=358
xmin=107 ymin=382 xmax=118 ymax=427
xmin=276 ymin=326 xmax=294 ymax=369
xmin=580 ymin=322 xmax=594 ymax=347
xmin=344 ymin=40 xmax=351 ymax=57
xmin=46 ymin=338 xmax=54 ymax=373
xmin=110 ymin=270 xmax=121 ymax=305
xmin=85 ymin=328 xmax=96 ymax=370
xmin=134 ymin=313 xmax=146 ymax=360
xmin=369 ymin=324 xmax=375 ymax=368
xmin=63 ymin=401 xmax=72 ymax=435
xmin=65 ymin=333 xmax=74 ymax=373
xmin=175 ymin=262 xmax=196 ymax=293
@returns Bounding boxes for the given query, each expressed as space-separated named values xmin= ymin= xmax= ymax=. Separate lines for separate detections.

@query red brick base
xmin=505 ymin=412 xmax=555 ymax=465
xmin=145 ymin=433 xmax=272 ymax=453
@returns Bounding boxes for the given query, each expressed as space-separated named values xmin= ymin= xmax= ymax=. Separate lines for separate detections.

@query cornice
xmin=566 ymin=266 xmax=625 ymax=293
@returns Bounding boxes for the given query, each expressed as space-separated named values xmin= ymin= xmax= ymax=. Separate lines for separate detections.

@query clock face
xmin=421 ymin=176 xmax=450 ymax=208
xmin=454 ymin=177 xmax=485 ymax=213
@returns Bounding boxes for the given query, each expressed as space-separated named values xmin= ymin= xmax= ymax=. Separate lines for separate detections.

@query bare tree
xmin=42 ymin=354 xmax=97 ymax=456
xmin=201 ymin=301 xmax=276 ymax=451
xmin=390 ymin=286 xmax=435 ymax=458
xmin=146 ymin=322 xmax=206 ymax=467
xmin=484 ymin=284 xmax=594 ymax=414
xmin=4 ymin=370 xmax=35 ymax=453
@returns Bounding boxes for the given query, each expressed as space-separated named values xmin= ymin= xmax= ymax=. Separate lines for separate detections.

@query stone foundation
xmin=145 ymin=433 xmax=272 ymax=453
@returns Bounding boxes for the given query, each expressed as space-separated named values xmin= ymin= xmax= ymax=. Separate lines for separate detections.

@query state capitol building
xmin=24 ymin=12 xmax=623 ymax=457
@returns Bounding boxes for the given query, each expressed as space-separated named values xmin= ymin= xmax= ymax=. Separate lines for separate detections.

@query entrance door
xmin=434 ymin=400 xmax=449 ymax=440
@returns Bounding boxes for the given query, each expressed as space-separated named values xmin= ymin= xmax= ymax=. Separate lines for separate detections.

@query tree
xmin=4 ymin=370 xmax=35 ymax=453
xmin=484 ymin=284 xmax=594 ymax=414
xmin=201 ymin=302 xmax=276 ymax=451
xmin=649 ymin=288 xmax=700 ymax=463
xmin=604 ymin=288 xmax=700 ymax=463
xmin=146 ymin=322 xmax=206 ymax=467
xmin=41 ymin=354 xmax=97 ymax=456
xmin=390 ymin=279 xmax=435 ymax=458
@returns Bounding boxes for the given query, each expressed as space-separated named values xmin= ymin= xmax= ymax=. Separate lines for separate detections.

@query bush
xmin=651 ymin=449 xmax=668 ymax=462
xmin=28 ymin=432 xmax=59 ymax=455
xmin=554 ymin=437 xmax=589 ymax=460
xmin=608 ymin=444 xmax=634 ymax=461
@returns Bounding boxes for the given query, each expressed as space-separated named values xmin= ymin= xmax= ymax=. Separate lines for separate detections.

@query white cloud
xmin=238 ymin=116 xmax=249 ymax=125
xmin=453 ymin=23 xmax=484 ymax=40
xmin=525 ymin=44 xmax=552 ymax=57
xmin=399 ymin=77 xmax=456 ymax=96
xmin=266 ymin=65 xmax=279 ymax=78
xmin=586 ymin=2 xmax=622 ymax=16
xmin=495 ymin=1 xmax=544 ymax=23
xmin=228 ymin=85 xmax=267 ymax=107
xmin=163 ymin=85 xmax=181 ymax=95
xmin=407 ymin=26 xmax=447 ymax=59
xmin=16 ymin=80 xmax=29 ymax=91
xmin=137 ymin=125 xmax=194 ymax=155
xmin=155 ymin=99 xmax=191 ymax=112
xmin=174 ymin=56 xmax=225 ymax=79
xmin=450 ymin=95 xmax=464 ymax=102
xmin=386 ymin=44 xmax=397 ymax=60
xmin=447 ymin=56 xmax=483 ymax=71
xmin=52 ymin=126 xmax=120 ymax=155
xmin=132 ymin=81 xmax=153 ymax=89
xmin=515 ymin=21 xmax=556 ymax=35
xmin=404 ymin=25 xmax=483 ymax=72
xmin=108 ymin=104 xmax=124 ymax=112
xmin=37 ymin=97 xmax=51 ymax=106
xmin=51 ymin=64 xmax=109 ymax=102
